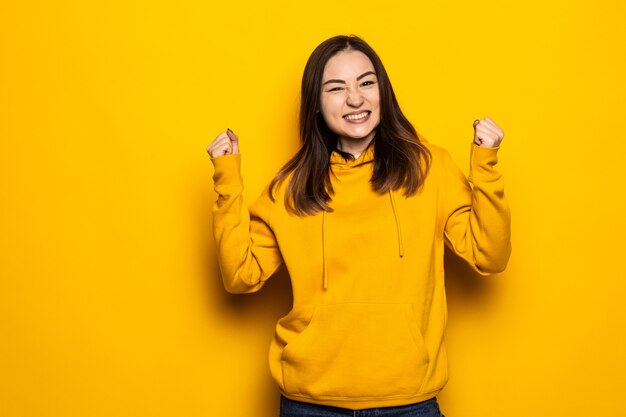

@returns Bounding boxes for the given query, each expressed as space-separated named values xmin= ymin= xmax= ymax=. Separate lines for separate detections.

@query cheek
xmin=371 ymin=107 xmax=381 ymax=125
xmin=320 ymin=96 xmax=334 ymax=111
xmin=368 ymin=91 xmax=381 ymax=106
xmin=319 ymin=109 xmax=338 ymax=128
xmin=372 ymin=99 xmax=381 ymax=119
xmin=322 ymin=99 xmax=344 ymax=117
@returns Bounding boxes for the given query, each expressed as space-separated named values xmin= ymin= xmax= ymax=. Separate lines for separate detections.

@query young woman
xmin=206 ymin=35 xmax=511 ymax=417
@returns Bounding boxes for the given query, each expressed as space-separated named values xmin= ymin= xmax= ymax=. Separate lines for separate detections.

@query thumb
xmin=472 ymin=120 xmax=482 ymax=145
xmin=226 ymin=128 xmax=239 ymax=154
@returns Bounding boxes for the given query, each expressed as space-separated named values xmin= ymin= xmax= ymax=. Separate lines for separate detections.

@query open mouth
xmin=343 ymin=111 xmax=371 ymax=121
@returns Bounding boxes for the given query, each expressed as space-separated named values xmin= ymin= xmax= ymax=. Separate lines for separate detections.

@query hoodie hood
xmin=329 ymin=139 xmax=376 ymax=167
xmin=322 ymin=142 xmax=404 ymax=289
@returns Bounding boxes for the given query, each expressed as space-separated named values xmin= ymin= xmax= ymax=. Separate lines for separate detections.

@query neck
xmin=337 ymin=134 xmax=375 ymax=156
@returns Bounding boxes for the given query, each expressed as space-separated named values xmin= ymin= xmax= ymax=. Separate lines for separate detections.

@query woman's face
xmin=319 ymin=50 xmax=381 ymax=148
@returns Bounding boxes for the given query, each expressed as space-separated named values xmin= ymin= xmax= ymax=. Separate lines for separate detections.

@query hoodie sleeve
xmin=442 ymin=143 xmax=512 ymax=275
xmin=210 ymin=153 xmax=285 ymax=294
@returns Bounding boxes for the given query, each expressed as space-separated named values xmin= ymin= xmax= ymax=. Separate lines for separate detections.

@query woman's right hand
xmin=207 ymin=128 xmax=239 ymax=158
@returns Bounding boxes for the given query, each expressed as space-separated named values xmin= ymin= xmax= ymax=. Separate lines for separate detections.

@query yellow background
xmin=1 ymin=1 xmax=625 ymax=416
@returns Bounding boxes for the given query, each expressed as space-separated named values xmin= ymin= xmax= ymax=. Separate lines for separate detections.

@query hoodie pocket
xmin=280 ymin=302 xmax=430 ymax=399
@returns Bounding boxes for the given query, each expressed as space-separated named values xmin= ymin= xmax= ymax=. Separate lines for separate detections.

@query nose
xmin=346 ymin=86 xmax=364 ymax=107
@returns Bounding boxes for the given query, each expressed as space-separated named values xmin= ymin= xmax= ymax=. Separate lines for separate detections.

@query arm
xmin=210 ymin=153 xmax=285 ymax=293
xmin=442 ymin=143 xmax=512 ymax=275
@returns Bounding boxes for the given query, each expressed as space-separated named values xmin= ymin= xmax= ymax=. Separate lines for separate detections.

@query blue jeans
xmin=280 ymin=395 xmax=446 ymax=417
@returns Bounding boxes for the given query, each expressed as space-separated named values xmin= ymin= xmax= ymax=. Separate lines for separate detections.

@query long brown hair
xmin=269 ymin=34 xmax=431 ymax=216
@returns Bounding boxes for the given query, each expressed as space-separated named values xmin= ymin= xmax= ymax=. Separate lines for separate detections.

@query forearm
xmin=444 ymin=144 xmax=512 ymax=275
xmin=211 ymin=154 xmax=284 ymax=293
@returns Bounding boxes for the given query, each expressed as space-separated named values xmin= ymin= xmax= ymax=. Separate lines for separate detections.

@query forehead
xmin=322 ymin=50 xmax=375 ymax=79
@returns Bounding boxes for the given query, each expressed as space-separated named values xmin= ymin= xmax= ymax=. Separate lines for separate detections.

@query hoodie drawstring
xmin=322 ymin=209 xmax=328 ymax=289
xmin=389 ymin=189 xmax=404 ymax=258
xmin=321 ymin=190 xmax=404 ymax=290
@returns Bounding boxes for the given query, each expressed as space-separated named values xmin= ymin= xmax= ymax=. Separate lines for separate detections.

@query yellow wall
xmin=1 ymin=1 xmax=625 ymax=416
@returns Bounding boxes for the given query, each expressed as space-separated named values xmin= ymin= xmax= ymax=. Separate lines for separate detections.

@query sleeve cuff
xmin=211 ymin=153 xmax=243 ymax=187
xmin=470 ymin=143 xmax=500 ymax=178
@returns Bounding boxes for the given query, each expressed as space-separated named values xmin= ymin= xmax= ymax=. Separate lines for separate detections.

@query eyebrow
xmin=322 ymin=71 xmax=377 ymax=86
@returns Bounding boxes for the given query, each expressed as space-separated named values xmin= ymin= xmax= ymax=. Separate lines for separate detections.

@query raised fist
xmin=207 ymin=128 xmax=240 ymax=158
xmin=472 ymin=117 xmax=504 ymax=148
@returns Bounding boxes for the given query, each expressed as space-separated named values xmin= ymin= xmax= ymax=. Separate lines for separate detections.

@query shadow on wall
xmin=210 ymin=262 xmax=293 ymax=416
xmin=196 ymin=164 xmax=294 ymax=416
xmin=437 ymin=245 xmax=506 ymax=409
xmin=443 ymin=245 xmax=499 ymax=303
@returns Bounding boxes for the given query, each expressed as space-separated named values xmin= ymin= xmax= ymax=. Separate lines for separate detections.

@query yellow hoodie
xmin=210 ymin=139 xmax=511 ymax=410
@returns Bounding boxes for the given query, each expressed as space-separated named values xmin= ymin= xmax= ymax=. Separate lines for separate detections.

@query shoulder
xmin=417 ymin=140 xmax=465 ymax=187
xmin=252 ymin=168 xmax=295 ymax=216
xmin=415 ymin=131 xmax=449 ymax=158
xmin=265 ymin=169 xmax=293 ymax=202
xmin=423 ymin=141 xmax=445 ymax=155
xmin=420 ymin=140 xmax=452 ymax=168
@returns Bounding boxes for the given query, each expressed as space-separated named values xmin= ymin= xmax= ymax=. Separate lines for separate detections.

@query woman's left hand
xmin=472 ymin=117 xmax=504 ymax=148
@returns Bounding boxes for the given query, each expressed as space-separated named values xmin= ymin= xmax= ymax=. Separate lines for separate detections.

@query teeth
xmin=344 ymin=111 xmax=369 ymax=121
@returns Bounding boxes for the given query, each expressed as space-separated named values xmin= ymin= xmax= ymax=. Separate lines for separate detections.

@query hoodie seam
xmin=281 ymin=388 xmax=442 ymax=402
xmin=439 ymin=148 xmax=447 ymax=242
xmin=268 ymin=189 xmax=274 ymax=231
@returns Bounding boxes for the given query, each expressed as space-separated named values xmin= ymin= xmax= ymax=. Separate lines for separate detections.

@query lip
xmin=343 ymin=110 xmax=371 ymax=124
xmin=343 ymin=110 xmax=371 ymax=117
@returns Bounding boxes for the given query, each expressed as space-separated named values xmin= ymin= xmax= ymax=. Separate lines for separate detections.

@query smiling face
xmin=319 ymin=49 xmax=381 ymax=153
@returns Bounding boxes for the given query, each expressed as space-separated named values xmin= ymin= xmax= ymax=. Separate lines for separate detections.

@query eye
xmin=328 ymin=86 xmax=343 ymax=92
xmin=361 ymin=81 xmax=375 ymax=87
